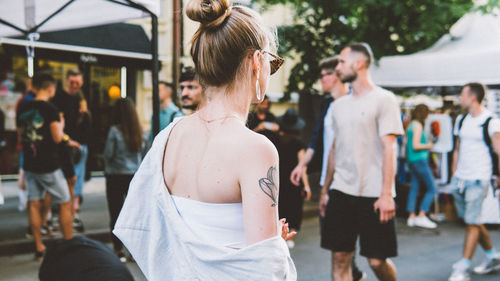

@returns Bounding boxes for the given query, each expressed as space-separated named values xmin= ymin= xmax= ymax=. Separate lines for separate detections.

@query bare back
xmin=162 ymin=113 xmax=280 ymax=245
xmin=163 ymin=114 xmax=265 ymax=202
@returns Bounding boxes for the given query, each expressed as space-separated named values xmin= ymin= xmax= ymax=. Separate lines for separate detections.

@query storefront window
xmin=0 ymin=51 xmax=124 ymax=174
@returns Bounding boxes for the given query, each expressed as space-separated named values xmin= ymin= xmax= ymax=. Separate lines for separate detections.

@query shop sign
xmin=80 ymin=54 xmax=98 ymax=64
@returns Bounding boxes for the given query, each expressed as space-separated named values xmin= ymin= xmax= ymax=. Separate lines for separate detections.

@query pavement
xmin=0 ymin=176 xmax=320 ymax=256
xmin=0 ymin=177 xmax=113 ymax=255
xmin=2 ymin=177 xmax=500 ymax=280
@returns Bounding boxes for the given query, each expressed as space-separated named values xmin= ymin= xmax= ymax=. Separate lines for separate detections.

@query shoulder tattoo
xmin=259 ymin=166 xmax=278 ymax=207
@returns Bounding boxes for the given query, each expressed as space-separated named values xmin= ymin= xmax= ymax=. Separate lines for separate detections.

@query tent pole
xmin=29 ymin=0 xmax=76 ymax=33
xmin=151 ymin=14 xmax=160 ymax=137
xmin=0 ymin=19 xmax=27 ymax=34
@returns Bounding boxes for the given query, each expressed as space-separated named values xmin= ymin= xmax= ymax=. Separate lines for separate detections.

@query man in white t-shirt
xmin=448 ymin=83 xmax=500 ymax=281
xmin=289 ymin=56 xmax=366 ymax=281
xmin=321 ymin=43 xmax=404 ymax=281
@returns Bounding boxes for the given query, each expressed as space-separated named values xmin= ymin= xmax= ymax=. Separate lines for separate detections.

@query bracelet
xmin=62 ymin=134 xmax=70 ymax=142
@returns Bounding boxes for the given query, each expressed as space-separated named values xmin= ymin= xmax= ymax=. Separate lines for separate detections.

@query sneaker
xmin=73 ymin=215 xmax=85 ymax=233
xmin=46 ymin=220 xmax=56 ymax=233
xmin=353 ymin=271 xmax=367 ymax=281
xmin=449 ymin=261 xmax=470 ymax=281
xmin=407 ymin=217 xmax=415 ymax=227
xmin=448 ymin=270 xmax=470 ymax=281
xmin=414 ymin=216 xmax=437 ymax=229
xmin=49 ymin=215 xmax=59 ymax=232
xmin=26 ymin=226 xmax=51 ymax=239
xmin=473 ymin=254 xmax=500 ymax=274
xmin=286 ymin=240 xmax=295 ymax=249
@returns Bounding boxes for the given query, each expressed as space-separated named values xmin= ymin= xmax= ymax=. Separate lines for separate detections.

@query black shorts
xmin=321 ymin=189 xmax=397 ymax=259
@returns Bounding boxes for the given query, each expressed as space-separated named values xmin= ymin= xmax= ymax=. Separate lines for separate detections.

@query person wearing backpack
xmin=448 ymin=83 xmax=500 ymax=281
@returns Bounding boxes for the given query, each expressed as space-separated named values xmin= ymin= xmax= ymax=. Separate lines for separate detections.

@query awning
xmin=0 ymin=0 xmax=163 ymax=136
xmin=371 ymin=11 xmax=500 ymax=87
xmin=0 ymin=0 xmax=159 ymax=37
xmin=1 ymin=23 xmax=156 ymax=68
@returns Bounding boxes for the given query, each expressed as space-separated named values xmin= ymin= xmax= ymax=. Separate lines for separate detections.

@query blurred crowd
xmin=0 ymin=41 xmax=500 ymax=281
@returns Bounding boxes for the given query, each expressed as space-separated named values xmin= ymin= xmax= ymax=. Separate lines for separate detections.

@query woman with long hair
xmin=103 ymin=98 xmax=143 ymax=262
xmin=113 ymin=0 xmax=296 ymax=279
xmin=406 ymin=104 xmax=438 ymax=229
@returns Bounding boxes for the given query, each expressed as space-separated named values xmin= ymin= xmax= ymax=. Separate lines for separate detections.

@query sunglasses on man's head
xmin=262 ymin=51 xmax=284 ymax=75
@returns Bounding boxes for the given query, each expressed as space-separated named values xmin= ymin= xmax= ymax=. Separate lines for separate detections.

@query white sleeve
xmin=488 ymin=117 xmax=500 ymax=137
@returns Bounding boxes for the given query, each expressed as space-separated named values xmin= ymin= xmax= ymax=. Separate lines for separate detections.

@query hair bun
xmin=186 ymin=0 xmax=232 ymax=29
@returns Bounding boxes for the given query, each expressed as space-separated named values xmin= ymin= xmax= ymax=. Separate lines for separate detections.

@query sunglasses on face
xmin=261 ymin=50 xmax=284 ymax=75
xmin=319 ymin=71 xmax=335 ymax=79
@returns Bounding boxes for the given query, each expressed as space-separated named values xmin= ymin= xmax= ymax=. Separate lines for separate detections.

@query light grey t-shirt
xmin=330 ymin=87 xmax=404 ymax=198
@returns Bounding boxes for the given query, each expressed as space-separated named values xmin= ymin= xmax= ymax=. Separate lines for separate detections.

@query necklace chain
xmin=197 ymin=114 xmax=243 ymax=123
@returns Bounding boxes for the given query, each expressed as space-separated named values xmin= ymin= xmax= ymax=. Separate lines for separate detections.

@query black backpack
xmin=457 ymin=114 xmax=499 ymax=176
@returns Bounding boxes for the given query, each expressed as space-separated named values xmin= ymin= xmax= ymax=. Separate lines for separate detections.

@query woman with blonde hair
xmin=406 ymin=104 xmax=438 ymax=229
xmin=114 ymin=0 xmax=296 ymax=280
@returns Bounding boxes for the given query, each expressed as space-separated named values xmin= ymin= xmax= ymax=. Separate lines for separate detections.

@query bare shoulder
xmin=234 ymin=127 xmax=278 ymax=163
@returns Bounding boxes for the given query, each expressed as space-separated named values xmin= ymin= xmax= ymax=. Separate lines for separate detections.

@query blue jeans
xmin=406 ymin=159 xmax=436 ymax=213
xmin=74 ymin=144 xmax=88 ymax=197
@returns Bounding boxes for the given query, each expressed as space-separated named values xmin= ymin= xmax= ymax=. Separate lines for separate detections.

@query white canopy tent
xmin=371 ymin=11 xmax=500 ymax=87
xmin=0 ymin=0 xmax=165 ymax=136
xmin=0 ymin=0 xmax=159 ymax=37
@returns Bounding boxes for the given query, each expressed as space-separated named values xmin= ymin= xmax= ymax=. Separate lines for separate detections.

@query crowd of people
xmin=3 ymin=0 xmax=500 ymax=280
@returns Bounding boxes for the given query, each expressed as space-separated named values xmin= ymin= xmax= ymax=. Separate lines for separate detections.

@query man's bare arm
xmin=290 ymin=148 xmax=315 ymax=186
xmin=373 ymin=135 xmax=397 ymax=223
xmin=491 ymin=132 xmax=500 ymax=186
xmin=50 ymin=121 xmax=64 ymax=144
xmin=319 ymin=140 xmax=335 ymax=217
xmin=451 ymin=139 xmax=460 ymax=176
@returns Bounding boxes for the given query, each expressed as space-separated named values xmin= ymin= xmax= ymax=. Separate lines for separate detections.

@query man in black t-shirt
xmin=17 ymin=73 xmax=74 ymax=260
xmin=51 ymin=68 xmax=89 ymax=231
xmin=247 ymin=95 xmax=280 ymax=145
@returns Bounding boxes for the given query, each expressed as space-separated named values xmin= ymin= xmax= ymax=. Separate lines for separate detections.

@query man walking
xmin=321 ymin=43 xmax=403 ymax=281
xmin=290 ymin=56 xmax=365 ymax=281
xmin=448 ymin=83 xmax=500 ymax=281
xmin=151 ymin=81 xmax=183 ymax=136
xmin=290 ymin=56 xmax=348 ymax=189
xmin=17 ymin=73 xmax=73 ymax=260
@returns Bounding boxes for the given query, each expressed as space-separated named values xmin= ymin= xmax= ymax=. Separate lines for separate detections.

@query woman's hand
xmin=280 ymin=219 xmax=296 ymax=241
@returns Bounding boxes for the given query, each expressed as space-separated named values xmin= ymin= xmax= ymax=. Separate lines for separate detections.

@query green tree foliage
xmin=257 ymin=0 xmax=475 ymax=99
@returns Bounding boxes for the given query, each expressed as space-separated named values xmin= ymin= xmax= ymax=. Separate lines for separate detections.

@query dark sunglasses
xmin=319 ymin=71 xmax=335 ymax=79
xmin=262 ymin=50 xmax=284 ymax=75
